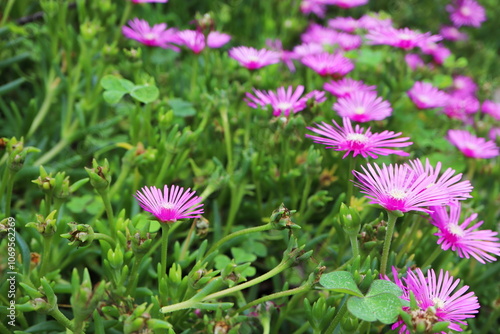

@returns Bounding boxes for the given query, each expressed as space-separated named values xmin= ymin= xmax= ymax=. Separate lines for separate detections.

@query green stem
xmin=190 ymin=56 xmax=199 ymax=101
xmin=466 ymin=158 xmax=477 ymax=181
xmin=27 ymin=73 xmax=59 ymax=138
xmin=236 ymin=282 xmax=312 ymax=313
xmin=223 ymin=183 xmax=246 ymax=236
xmin=348 ymin=232 xmax=360 ymax=259
xmin=115 ymin=1 xmax=132 ymax=42
xmin=205 ymin=223 xmax=274 ymax=261
xmin=324 ymin=297 xmax=348 ymax=334
xmin=160 ymin=224 xmax=171 ymax=285
xmin=39 ymin=235 xmax=53 ymax=278
xmin=98 ymin=189 xmax=115 ymax=238
xmin=219 ymin=105 xmax=233 ymax=174
xmin=179 ymin=219 xmax=196 ymax=262
xmin=299 ymin=176 xmax=312 ymax=215
xmin=94 ymin=233 xmax=117 ymax=248
xmin=48 ymin=307 xmax=75 ymax=332
xmin=380 ymin=211 xmax=400 ymax=275
xmin=421 ymin=246 xmax=443 ymax=269
xmin=0 ymin=0 xmax=15 ymax=25
xmin=125 ymin=253 xmax=145 ymax=296
xmin=346 ymin=156 xmax=357 ymax=206
xmin=292 ymin=322 xmax=311 ymax=334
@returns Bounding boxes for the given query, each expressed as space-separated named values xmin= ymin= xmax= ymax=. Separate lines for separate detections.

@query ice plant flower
xmin=306 ymin=117 xmax=412 ymax=158
xmin=333 ymin=91 xmax=392 ymax=123
xmin=337 ymin=32 xmax=363 ymax=50
xmin=407 ymin=82 xmax=448 ymax=109
xmin=386 ymin=267 xmax=480 ymax=333
xmin=301 ymin=52 xmax=354 ymax=77
xmin=405 ymin=54 xmax=425 ymax=70
xmin=328 ymin=17 xmax=360 ymax=33
xmin=359 ymin=13 xmax=393 ymax=30
xmin=442 ymin=93 xmax=479 ymax=122
xmin=176 ymin=30 xmax=206 ymax=53
xmin=245 ymin=85 xmax=324 ymax=117
xmin=366 ymin=27 xmax=440 ymax=50
xmin=131 ymin=0 xmax=167 ymax=2
xmin=489 ymin=127 xmax=500 ymax=141
xmin=300 ymin=0 xmax=327 ymax=18
xmin=447 ymin=129 xmax=500 ymax=159
xmin=406 ymin=158 xmax=472 ymax=203
xmin=135 ymin=185 xmax=204 ymax=223
xmin=452 ymin=75 xmax=477 ymax=95
xmin=446 ymin=0 xmax=486 ymax=28
xmin=429 ymin=203 xmax=500 ymax=263
xmin=329 ymin=0 xmax=369 ymax=8
xmin=439 ymin=25 xmax=468 ymax=41
xmin=482 ymin=100 xmax=500 ymax=121
xmin=323 ymin=78 xmax=376 ymax=98
xmin=353 ymin=162 xmax=451 ymax=213
xmin=228 ymin=46 xmax=281 ymax=70
xmin=292 ymin=43 xmax=324 ymax=59
xmin=122 ymin=18 xmax=180 ymax=50
xmin=301 ymin=24 xmax=339 ymax=46
xmin=207 ymin=31 xmax=231 ymax=48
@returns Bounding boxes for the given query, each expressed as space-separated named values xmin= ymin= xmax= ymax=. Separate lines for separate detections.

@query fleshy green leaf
xmin=168 ymin=98 xmax=197 ymax=117
xmin=103 ymin=90 xmax=126 ymax=104
xmin=319 ymin=271 xmax=363 ymax=297
xmin=130 ymin=85 xmax=159 ymax=104
xmin=347 ymin=292 xmax=402 ymax=324
xmin=101 ymin=75 xmax=134 ymax=92
xmin=367 ymin=280 xmax=403 ymax=298
xmin=231 ymin=247 xmax=257 ymax=263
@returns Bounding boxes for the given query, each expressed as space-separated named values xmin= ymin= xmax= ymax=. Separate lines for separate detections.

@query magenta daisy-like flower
xmin=228 ymin=46 xmax=281 ymax=70
xmin=386 ymin=267 xmax=480 ymax=334
xmin=429 ymin=203 xmax=500 ymax=263
xmin=323 ymin=78 xmax=376 ymax=98
xmin=328 ymin=17 xmax=360 ymax=33
xmin=135 ymin=185 xmax=204 ymax=223
xmin=489 ymin=127 xmax=500 ymax=141
xmin=405 ymin=54 xmax=425 ymax=70
xmin=442 ymin=93 xmax=479 ymax=122
xmin=337 ymin=32 xmax=362 ymax=51
xmin=407 ymin=82 xmax=448 ymax=109
xmin=301 ymin=24 xmax=339 ymax=46
xmin=292 ymin=43 xmax=324 ymax=59
xmin=244 ymin=85 xmax=324 ymax=117
xmin=122 ymin=18 xmax=180 ymax=50
xmin=353 ymin=162 xmax=451 ymax=213
xmin=301 ymin=52 xmax=354 ymax=77
xmin=359 ymin=14 xmax=393 ymax=30
xmin=366 ymin=27 xmax=439 ymax=50
xmin=176 ymin=30 xmax=206 ymax=54
xmin=333 ymin=91 xmax=392 ymax=123
xmin=439 ymin=25 xmax=468 ymax=41
xmin=446 ymin=0 xmax=486 ymax=28
xmin=447 ymin=129 xmax=500 ymax=159
xmin=207 ymin=31 xmax=231 ymax=48
xmin=306 ymin=117 xmax=412 ymax=158
xmin=452 ymin=75 xmax=478 ymax=95
xmin=131 ymin=0 xmax=167 ymax=3
xmin=482 ymin=100 xmax=500 ymax=121
xmin=329 ymin=0 xmax=369 ymax=8
xmin=406 ymin=158 xmax=472 ymax=203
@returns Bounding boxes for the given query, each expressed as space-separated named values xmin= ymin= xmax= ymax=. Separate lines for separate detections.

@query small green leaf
xmin=214 ymin=254 xmax=231 ymax=270
xmin=347 ymin=293 xmax=402 ymax=324
xmin=101 ymin=75 xmax=134 ymax=92
xmin=319 ymin=271 xmax=363 ymax=297
xmin=130 ymin=85 xmax=159 ymax=103
xmin=231 ymin=247 xmax=257 ymax=263
xmin=168 ymin=98 xmax=196 ymax=117
xmin=367 ymin=280 xmax=403 ymax=298
xmin=103 ymin=90 xmax=126 ymax=104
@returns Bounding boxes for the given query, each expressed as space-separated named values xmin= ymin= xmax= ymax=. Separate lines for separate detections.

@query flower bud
xmin=85 ymin=158 xmax=111 ymax=191
xmin=339 ymin=203 xmax=361 ymax=235
xmin=61 ymin=223 xmax=95 ymax=248
xmin=26 ymin=210 xmax=57 ymax=236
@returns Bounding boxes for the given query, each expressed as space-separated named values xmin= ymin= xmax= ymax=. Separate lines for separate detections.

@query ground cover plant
xmin=1 ymin=0 xmax=500 ymax=333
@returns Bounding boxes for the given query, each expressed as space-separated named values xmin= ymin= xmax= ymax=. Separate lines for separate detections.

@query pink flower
xmin=323 ymin=78 xmax=376 ymax=98
xmin=306 ymin=117 xmax=412 ymax=158
xmin=266 ymin=39 xmax=297 ymax=72
xmin=489 ymin=127 xmax=500 ymax=141
xmin=353 ymin=162 xmax=451 ymax=213
xmin=135 ymin=185 xmax=204 ymax=223
xmin=244 ymin=85 xmax=324 ymax=117
xmin=447 ymin=129 xmax=500 ymax=159
xmin=301 ymin=52 xmax=354 ymax=77
xmin=420 ymin=42 xmax=452 ymax=65
xmin=328 ymin=17 xmax=360 ymax=33
xmin=333 ymin=91 xmax=392 ymax=123
xmin=442 ymin=93 xmax=479 ymax=122
xmin=292 ymin=43 xmax=324 ymax=59
xmin=407 ymin=82 xmax=448 ymax=109
xmin=359 ymin=13 xmax=393 ymax=30
xmin=446 ymin=0 xmax=486 ymax=28
xmin=405 ymin=54 xmax=425 ymax=70
xmin=439 ymin=25 xmax=468 ymax=41
xmin=482 ymin=100 xmax=500 ymax=121
xmin=131 ymin=0 xmax=167 ymax=3
xmin=452 ymin=75 xmax=477 ymax=95
xmin=301 ymin=24 xmax=339 ymax=46
xmin=430 ymin=203 xmax=500 ymax=263
xmin=366 ymin=27 xmax=440 ymax=50
xmin=406 ymin=158 xmax=473 ymax=203
xmin=228 ymin=46 xmax=281 ymax=70
xmin=386 ymin=267 xmax=480 ymax=333
xmin=176 ymin=30 xmax=206 ymax=53
xmin=122 ymin=18 xmax=180 ymax=50
xmin=207 ymin=31 xmax=231 ymax=48
xmin=300 ymin=0 xmax=327 ymax=18
xmin=329 ymin=0 xmax=369 ymax=8
xmin=337 ymin=32 xmax=362 ymax=50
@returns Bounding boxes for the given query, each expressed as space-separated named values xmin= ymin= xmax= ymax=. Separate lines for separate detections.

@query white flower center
xmin=162 ymin=202 xmax=175 ymax=210
xmin=354 ymin=106 xmax=366 ymax=114
xmin=144 ymin=32 xmax=156 ymax=41
xmin=277 ymin=102 xmax=292 ymax=111
xmin=448 ymin=224 xmax=465 ymax=237
xmin=389 ymin=189 xmax=407 ymax=200
xmin=432 ymin=297 xmax=445 ymax=309
xmin=346 ymin=133 xmax=369 ymax=143
xmin=460 ymin=6 xmax=471 ymax=17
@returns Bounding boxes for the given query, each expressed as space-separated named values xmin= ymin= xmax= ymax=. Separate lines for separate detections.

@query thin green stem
xmin=466 ymin=158 xmax=477 ymax=181
xmin=324 ymin=297 xmax=348 ymax=334
xmin=98 ymin=189 xmax=115 ymax=238
xmin=48 ymin=307 xmax=75 ymax=332
xmin=115 ymin=1 xmax=132 ymax=42
xmin=190 ymin=56 xmax=199 ymax=101
xmin=160 ymin=224 xmax=171 ymax=282
xmin=94 ymin=233 xmax=117 ymax=248
xmin=348 ymin=232 xmax=360 ymax=259
xmin=4 ymin=169 xmax=15 ymax=218
xmin=299 ymin=176 xmax=312 ymax=215
xmin=39 ymin=236 xmax=53 ymax=278
xmin=27 ymin=74 xmax=59 ymax=139
xmin=205 ymin=223 xmax=274 ymax=261
xmin=219 ymin=105 xmax=233 ymax=174
xmin=125 ymin=253 xmax=145 ymax=296
xmin=236 ymin=283 xmax=312 ymax=313
xmin=421 ymin=246 xmax=443 ymax=269
xmin=380 ymin=211 xmax=400 ymax=275
xmin=179 ymin=219 xmax=196 ymax=261
xmin=346 ymin=156 xmax=357 ymax=206
xmin=0 ymin=0 xmax=15 ymax=25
